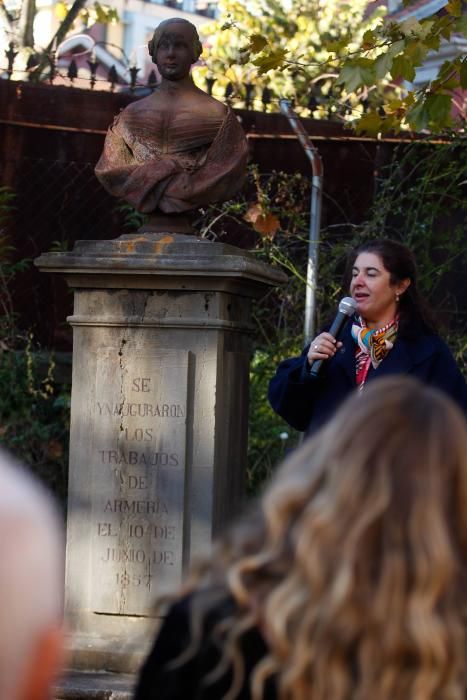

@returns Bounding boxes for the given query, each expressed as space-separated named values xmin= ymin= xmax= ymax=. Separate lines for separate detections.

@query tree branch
xmin=31 ymin=0 xmax=88 ymax=79
xmin=0 ymin=0 xmax=16 ymax=27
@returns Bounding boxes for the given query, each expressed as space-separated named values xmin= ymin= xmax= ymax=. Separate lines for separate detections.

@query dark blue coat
xmin=268 ymin=324 xmax=467 ymax=435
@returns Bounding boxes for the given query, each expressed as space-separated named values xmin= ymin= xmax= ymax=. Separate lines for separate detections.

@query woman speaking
xmin=268 ymin=239 xmax=467 ymax=435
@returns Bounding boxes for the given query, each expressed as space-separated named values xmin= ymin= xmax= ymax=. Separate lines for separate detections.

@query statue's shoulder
xmin=192 ymin=89 xmax=227 ymax=118
xmin=110 ymin=101 xmax=135 ymax=128
xmin=121 ymin=95 xmax=153 ymax=115
xmin=112 ymin=96 xmax=153 ymax=130
xmin=206 ymin=93 xmax=228 ymax=114
xmin=212 ymin=99 xmax=228 ymax=119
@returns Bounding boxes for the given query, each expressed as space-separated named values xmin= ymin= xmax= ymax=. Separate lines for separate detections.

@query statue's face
xmin=155 ymin=24 xmax=196 ymax=81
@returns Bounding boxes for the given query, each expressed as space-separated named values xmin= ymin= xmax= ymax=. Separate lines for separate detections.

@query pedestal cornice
xmin=34 ymin=233 xmax=287 ymax=295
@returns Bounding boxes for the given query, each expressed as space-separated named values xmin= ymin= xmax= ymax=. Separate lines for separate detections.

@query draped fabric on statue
xmin=95 ymin=100 xmax=248 ymax=215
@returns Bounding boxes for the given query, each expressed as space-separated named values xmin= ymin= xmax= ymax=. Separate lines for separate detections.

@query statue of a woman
xmin=95 ymin=18 xmax=248 ymax=234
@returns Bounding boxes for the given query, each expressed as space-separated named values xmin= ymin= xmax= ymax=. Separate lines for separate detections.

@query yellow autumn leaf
xmin=384 ymin=99 xmax=405 ymax=117
xmin=55 ymin=1 xmax=68 ymax=20
xmin=399 ymin=17 xmax=422 ymax=36
xmin=446 ymin=0 xmax=461 ymax=17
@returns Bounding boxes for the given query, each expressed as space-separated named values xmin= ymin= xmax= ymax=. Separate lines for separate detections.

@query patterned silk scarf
xmin=351 ymin=316 xmax=398 ymax=388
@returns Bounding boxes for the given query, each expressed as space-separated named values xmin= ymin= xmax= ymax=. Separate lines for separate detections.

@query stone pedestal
xmin=36 ymin=233 xmax=285 ymax=676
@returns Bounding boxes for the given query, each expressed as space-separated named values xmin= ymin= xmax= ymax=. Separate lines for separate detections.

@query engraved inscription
xmin=99 ymin=450 xmax=179 ymax=466
xmin=90 ymin=349 xmax=189 ymax=616
xmin=96 ymin=402 xmax=186 ymax=417
xmin=103 ymin=499 xmax=169 ymax=514
xmin=97 ymin=522 xmax=176 ymax=539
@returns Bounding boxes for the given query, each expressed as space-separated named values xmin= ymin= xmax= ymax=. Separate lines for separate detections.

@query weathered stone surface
xmin=54 ymin=671 xmax=135 ymax=699
xmin=91 ymin=349 xmax=188 ymax=615
xmin=36 ymin=232 xmax=286 ymax=675
xmin=35 ymin=233 xmax=286 ymax=293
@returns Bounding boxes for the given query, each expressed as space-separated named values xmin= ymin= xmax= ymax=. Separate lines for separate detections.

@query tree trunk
xmin=19 ymin=0 xmax=36 ymax=47
xmin=31 ymin=0 xmax=88 ymax=79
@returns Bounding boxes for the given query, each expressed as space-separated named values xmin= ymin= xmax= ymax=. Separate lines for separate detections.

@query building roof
xmin=388 ymin=0 xmax=448 ymax=20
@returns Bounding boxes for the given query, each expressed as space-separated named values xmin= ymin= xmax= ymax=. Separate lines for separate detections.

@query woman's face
xmin=350 ymin=252 xmax=409 ymax=327
xmin=155 ymin=24 xmax=195 ymax=81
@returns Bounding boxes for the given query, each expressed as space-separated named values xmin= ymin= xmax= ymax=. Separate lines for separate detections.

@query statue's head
xmin=148 ymin=19 xmax=203 ymax=71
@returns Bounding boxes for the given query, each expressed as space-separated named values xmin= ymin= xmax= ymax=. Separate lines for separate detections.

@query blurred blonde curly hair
xmin=175 ymin=376 xmax=467 ymax=700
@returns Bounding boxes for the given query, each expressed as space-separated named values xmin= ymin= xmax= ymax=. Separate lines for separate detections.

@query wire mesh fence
xmin=3 ymin=156 xmax=126 ymax=252
xmin=1 ymin=156 xmax=128 ymax=347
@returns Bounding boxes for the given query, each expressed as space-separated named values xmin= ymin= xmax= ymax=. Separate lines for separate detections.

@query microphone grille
xmin=339 ymin=297 xmax=357 ymax=316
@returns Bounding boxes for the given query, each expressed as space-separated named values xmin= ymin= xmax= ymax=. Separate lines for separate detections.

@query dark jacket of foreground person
xmin=268 ymin=323 xmax=467 ymax=435
xmin=135 ymin=591 xmax=275 ymax=700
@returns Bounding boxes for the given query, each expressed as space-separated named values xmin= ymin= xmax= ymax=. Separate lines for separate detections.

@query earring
xmin=395 ymin=293 xmax=400 ymax=303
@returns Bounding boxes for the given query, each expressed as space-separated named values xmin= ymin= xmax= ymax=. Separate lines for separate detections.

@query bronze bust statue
xmin=95 ymin=18 xmax=248 ymax=234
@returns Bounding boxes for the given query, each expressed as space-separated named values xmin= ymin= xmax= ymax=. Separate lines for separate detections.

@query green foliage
xmin=0 ymin=187 xmax=14 ymax=227
xmin=54 ymin=0 xmax=118 ymax=26
xmin=196 ymin=0 xmax=387 ymax=116
xmin=247 ymin=344 xmax=300 ymax=495
xmin=116 ymin=201 xmax=148 ymax=230
xmin=205 ymin=0 xmax=467 ymax=134
xmin=357 ymin=138 xmax=467 ymax=295
xmin=0 ymin=342 xmax=71 ymax=503
xmin=0 ymin=189 xmax=70 ymax=503
xmin=333 ymin=7 xmax=467 ymax=133
xmin=85 ymin=1 xmax=119 ymax=25
xmin=198 ymin=139 xmax=466 ymax=493
xmin=0 ymin=188 xmax=28 ymax=335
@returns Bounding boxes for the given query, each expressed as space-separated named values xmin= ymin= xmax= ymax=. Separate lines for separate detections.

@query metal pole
xmin=279 ymin=100 xmax=324 ymax=345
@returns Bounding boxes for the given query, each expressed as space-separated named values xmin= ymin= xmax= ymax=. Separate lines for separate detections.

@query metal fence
xmin=0 ymin=62 xmax=283 ymax=114
xmin=0 ymin=76 xmax=409 ymax=347
xmin=1 ymin=41 xmax=349 ymax=117
xmin=2 ymin=156 xmax=127 ymax=347
xmin=5 ymin=156 xmax=125 ymax=248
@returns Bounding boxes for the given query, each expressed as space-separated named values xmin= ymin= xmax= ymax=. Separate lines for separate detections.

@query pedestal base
xmin=36 ymin=233 xmax=286 ymax=673
xmin=54 ymin=671 xmax=135 ymax=699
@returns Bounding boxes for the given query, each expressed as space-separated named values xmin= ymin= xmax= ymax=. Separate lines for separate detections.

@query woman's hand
xmin=307 ymin=333 xmax=343 ymax=366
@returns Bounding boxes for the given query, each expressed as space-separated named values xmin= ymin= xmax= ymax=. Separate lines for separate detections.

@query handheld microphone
xmin=308 ymin=297 xmax=357 ymax=378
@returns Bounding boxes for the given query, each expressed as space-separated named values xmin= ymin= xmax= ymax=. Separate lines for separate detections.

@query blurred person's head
xmin=0 ymin=449 xmax=64 ymax=700
xmin=181 ymin=376 xmax=467 ymax=700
